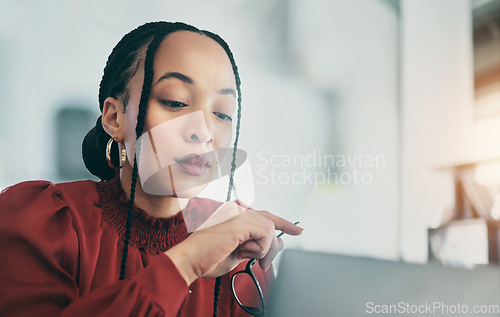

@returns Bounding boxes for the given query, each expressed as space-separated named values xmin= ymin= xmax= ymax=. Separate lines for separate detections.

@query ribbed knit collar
xmin=95 ymin=175 xmax=191 ymax=254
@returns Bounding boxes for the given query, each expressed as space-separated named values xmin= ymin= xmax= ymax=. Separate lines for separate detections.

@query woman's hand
xmin=165 ymin=202 xmax=303 ymax=286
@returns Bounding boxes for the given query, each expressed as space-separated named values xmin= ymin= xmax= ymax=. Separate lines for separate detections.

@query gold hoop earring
xmin=106 ymin=138 xmax=127 ymax=169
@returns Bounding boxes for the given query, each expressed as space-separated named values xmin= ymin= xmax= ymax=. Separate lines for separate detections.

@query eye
xmin=214 ymin=112 xmax=232 ymax=122
xmin=159 ymin=100 xmax=188 ymax=109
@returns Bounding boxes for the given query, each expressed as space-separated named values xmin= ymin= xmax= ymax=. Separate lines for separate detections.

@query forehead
xmin=152 ymin=31 xmax=235 ymax=88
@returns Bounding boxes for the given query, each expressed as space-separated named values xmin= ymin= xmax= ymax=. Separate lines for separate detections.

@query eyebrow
xmin=154 ymin=72 xmax=194 ymax=86
xmin=218 ymin=88 xmax=236 ymax=97
xmin=154 ymin=71 xmax=236 ymax=97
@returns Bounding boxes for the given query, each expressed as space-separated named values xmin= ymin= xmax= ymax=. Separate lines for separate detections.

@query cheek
xmin=145 ymin=101 xmax=190 ymax=130
xmin=144 ymin=112 xmax=165 ymax=131
xmin=214 ymin=126 xmax=233 ymax=149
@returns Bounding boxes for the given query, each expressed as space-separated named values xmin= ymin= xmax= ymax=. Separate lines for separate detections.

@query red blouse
xmin=0 ymin=176 xmax=273 ymax=316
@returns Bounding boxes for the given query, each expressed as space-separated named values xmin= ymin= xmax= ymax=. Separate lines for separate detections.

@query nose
xmin=183 ymin=111 xmax=214 ymax=145
xmin=188 ymin=133 xmax=213 ymax=144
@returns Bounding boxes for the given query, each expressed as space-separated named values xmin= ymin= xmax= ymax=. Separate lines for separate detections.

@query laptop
xmin=268 ymin=249 xmax=500 ymax=317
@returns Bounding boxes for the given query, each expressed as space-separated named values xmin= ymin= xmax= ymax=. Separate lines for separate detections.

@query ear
xmin=102 ymin=97 xmax=124 ymax=141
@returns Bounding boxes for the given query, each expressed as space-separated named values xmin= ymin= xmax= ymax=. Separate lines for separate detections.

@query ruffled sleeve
xmin=0 ymin=181 xmax=80 ymax=316
xmin=0 ymin=180 xmax=189 ymax=317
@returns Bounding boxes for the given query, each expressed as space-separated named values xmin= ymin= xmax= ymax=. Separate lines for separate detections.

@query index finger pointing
xmin=254 ymin=210 xmax=303 ymax=236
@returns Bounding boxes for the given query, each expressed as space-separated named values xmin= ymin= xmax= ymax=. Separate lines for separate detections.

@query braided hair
xmin=82 ymin=22 xmax=243 ymax=317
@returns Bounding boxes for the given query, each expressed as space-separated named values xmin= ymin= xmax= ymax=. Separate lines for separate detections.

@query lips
xmin=175 ymin=153 xmax=210 ymax=176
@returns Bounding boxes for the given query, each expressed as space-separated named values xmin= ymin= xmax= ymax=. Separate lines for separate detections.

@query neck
xmin=119 ymin=164 xmax=189 ymax=218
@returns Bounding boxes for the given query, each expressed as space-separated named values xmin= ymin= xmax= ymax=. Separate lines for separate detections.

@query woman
xmin=0 ymin=22 xmax=302 ymax=316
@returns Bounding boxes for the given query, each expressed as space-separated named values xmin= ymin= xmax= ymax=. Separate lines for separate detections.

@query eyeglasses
xmin=230 ymin=221 xmax=299 ymax=317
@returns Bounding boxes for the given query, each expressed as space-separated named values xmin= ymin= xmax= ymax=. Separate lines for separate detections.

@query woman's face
xmin=119 ymin=31 xmax=236 ymax=198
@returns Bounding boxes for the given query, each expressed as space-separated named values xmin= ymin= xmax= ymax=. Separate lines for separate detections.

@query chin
xmin=173 ymin=184 xmax=208 ymax=199
xmin=172 ymin=175 xmax=216 ymax=198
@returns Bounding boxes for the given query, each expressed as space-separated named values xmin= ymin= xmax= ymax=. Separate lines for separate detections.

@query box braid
xmin=83 ymin=22 xmax=243 ymax=317
xmin=199 ymin=30 xmax=243 ymax=317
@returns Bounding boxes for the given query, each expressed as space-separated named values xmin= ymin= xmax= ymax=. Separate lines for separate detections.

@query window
xmin=473 ymin=0 xmax=500 ymax=117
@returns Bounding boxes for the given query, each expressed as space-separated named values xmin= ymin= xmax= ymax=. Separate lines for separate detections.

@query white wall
xmin=400 ymin=0 xmax=475 ymax=263
xmin=288 ymin=0 xmax=400 ymax=260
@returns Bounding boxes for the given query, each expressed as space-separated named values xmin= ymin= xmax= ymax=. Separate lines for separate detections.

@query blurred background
xmin=1 ymin=0 xmax=499 ymax=267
